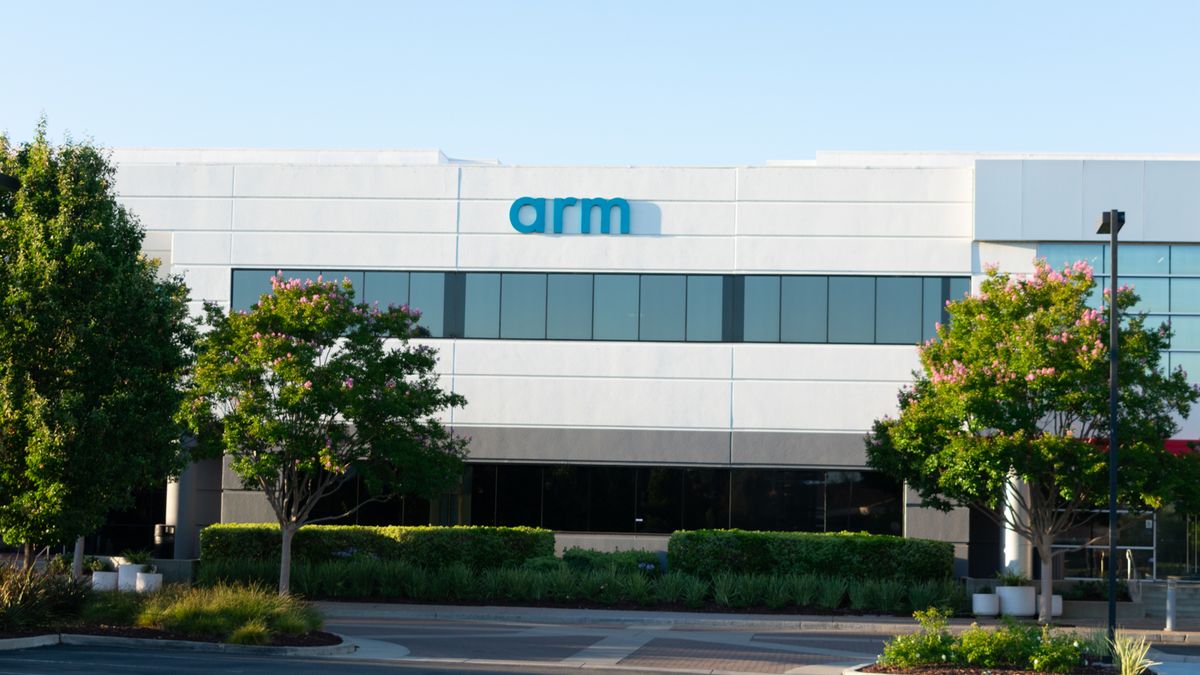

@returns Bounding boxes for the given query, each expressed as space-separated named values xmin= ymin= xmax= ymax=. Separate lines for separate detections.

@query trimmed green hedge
xmin=200 ymin=524 xmax=554 ymax=569
xmin=667 ymin=530 xmax=953 ymax=580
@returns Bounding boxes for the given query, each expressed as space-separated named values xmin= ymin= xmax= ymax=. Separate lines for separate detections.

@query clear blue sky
xmin=4 ymin=1 xmax=1199 ymax=165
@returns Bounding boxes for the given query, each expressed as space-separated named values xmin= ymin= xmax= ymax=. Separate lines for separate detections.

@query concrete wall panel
xmin=233 ymin=198 xmax=457 ymax=233
xmin=737 ymin=167 xmax=973 ymax=203
xmin=735 ymin=236 xmax=972 ymax=274
xmin=121 ymin=197 xmax=233 ymax=231
xmin=737 ymin=201 xmax=971 ymax=237
xmin=459 ymin=167 xmax=736 ymax=201
xmin=230 ymin=232 xmax=456 ymax=269
xmin=233 ymin=165 xmax=459 ymax=198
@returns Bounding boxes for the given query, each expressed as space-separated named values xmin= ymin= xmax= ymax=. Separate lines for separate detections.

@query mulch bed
xmin=859 ymin=665 xmax=1139 ymax=674
xmin=5 ymin=625 xmax=342 ymax=647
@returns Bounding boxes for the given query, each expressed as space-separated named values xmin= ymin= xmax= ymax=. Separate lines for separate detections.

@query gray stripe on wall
xmin=457 ymin=426 xmax=868 ymax=468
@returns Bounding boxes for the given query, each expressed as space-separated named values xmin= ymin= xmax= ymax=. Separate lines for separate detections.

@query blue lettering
xmin=509 ymin=196 xmax=546 ymax=233
xmin=579 ymin=197 xmax=631 ymax=234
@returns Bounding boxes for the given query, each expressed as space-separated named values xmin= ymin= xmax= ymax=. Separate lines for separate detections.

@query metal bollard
xmin=1166 ymin=578 xmax=1177 ymax=632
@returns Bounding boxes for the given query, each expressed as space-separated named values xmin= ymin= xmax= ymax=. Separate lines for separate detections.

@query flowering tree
xmin=867 ymin=260 xmax=1200 ymax=622
xmin=183 ymin=274 xmax=467 ymax=593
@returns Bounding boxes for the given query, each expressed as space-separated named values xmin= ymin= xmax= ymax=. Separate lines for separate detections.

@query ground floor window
xmin=464 ymin=464 xmax=902 ymax=535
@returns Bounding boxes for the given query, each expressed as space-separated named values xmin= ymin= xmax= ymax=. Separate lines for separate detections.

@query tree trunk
xmin=1038 ymin=540 xmax=1054 ymax=624
xmin=72 ymin=536 xmax=85 ymax=579
xmin=22 ymin=543 xmax=34 ymax=570
xmin=279 ymin=524 xmax=296 ymax=595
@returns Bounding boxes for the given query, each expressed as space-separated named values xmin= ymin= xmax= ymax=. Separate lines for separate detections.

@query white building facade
xmin=112 ymin=149 xmax=1200 ymax=578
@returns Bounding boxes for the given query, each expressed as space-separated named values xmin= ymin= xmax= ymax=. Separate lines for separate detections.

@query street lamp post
xmin=1097 ymin=209 xmax=1125 ymax=650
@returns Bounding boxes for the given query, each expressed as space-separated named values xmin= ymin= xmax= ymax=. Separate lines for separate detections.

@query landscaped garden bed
xmin=854 ymin=607 xmax=1159 ymax=675
xmin=0 ymin=565 xmax=335 ymax=647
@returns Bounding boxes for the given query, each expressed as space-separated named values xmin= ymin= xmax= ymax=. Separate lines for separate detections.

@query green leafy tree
xmin=867 ymin=260 xmax=1200 ymax=622
xmin=183 ymin=274 xmax=467 ymax=593
xmin=0 ymin=123 xmax=195 ymax=568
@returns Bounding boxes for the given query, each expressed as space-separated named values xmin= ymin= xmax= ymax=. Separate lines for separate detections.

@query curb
xmin=0 ymin=634 xmax=59 ymax=652
xmin=59 ymin=632 xmax=356 ymax=656
xmin=1149 ymin=647 xmax=1200 ymax=664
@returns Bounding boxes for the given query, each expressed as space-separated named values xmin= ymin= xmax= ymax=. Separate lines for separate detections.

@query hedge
xmin=667 ymin=530 xmax=953 ymax=580
xmin=200 ymin=524 xmax=554 ymax=569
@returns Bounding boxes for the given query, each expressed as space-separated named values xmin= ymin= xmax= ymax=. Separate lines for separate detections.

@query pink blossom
xmin=343 ymin=377 xmax=354 ymax=389
xmin=385 ymin=378 xmax=397 ymax=389
xmin=303 ymin=380 xmax=313 ymax=390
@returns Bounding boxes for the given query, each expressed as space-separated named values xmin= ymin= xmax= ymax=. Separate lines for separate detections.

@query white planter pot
xmin=996 ymin=585 xmax=1037 ymax=617
xmin=91 ymin=571 xmax=118 ymax=591
xmin=972 ymin=592 xmax=1000 ymax=616
xmin=135 ymin=572 xmax=162 ymax=593
xmin=116 ymin=564 xmax=145 ymax=591
xmin=1036 ymin=593 xmax=1064 ymax=617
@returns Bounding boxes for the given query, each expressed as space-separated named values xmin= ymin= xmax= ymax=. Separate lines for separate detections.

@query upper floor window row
xmin=232 ymin=269 xmax=970 ymax=346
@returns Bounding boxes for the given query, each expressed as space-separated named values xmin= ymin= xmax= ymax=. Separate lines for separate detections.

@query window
xmin=1112 ymin=244 xmax=1169 ymax=275
xmin=828 ymin=277 xmax=875 ymax=343
xmin=743 ymin=276 xmax=780 ymax=342
xmin=875 ymin=277 xmax=923 ymax=344
xmin=639 ymin=275 xmax=686 ymax=341
xmin=686 ymin=276 xmax=724 ymax=342
xmin=1172 ymin=245 xmax=1200 ymax=274
xmin=363 ymin=271 xmax=408 ymax=308
xmin=232 ymin=268 xmax=968 ymax=346
xmin=231 ymin=270 xmax=274 ymax=312
xmin=321 ymin=270 xmax=364 ymax=296
xmin=546 ymin=274 xmax=593 ymax=339
xmin=781 ymin=276 xmax=827 ymax=343
xmin=1171 ymin=279 xmax=1200 ymax=313
xmin=463 ymin=273 xmax=500 ymax=338
xmin=1126 ymin=277 xmax=1169 ymax=314
xmin=409 ymin=272 xmax=445 ymax=337
xmin=1039 ymin=244 xmax=1105 ymax=274
xmin=500 ymin=274 xmax=547 ymax=339
xmin=593 ymin=275 xmax=639 ymax=340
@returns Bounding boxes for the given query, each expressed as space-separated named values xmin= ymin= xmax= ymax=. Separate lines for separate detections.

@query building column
xmin=1003 ymin=474 xmax=1032 ymax=576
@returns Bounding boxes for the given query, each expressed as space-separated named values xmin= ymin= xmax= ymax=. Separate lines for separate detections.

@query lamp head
xmin=1097 ymin=210 xmax=1125 ymax=235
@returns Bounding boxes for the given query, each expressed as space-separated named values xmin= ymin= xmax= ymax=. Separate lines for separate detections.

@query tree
xmin=866 ymin=260 xmax=1200 ymax=623
xmin=183 ymin=273 xmax=467 ymax=593
xmin=0 ymin=123 xmax=195 ymax=570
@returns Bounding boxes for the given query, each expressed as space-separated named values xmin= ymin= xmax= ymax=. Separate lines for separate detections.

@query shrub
xmin=763 ymin=575 xmax=790 ymax=609
xmin=652 ymin=572 xmax=690 ymax=604
xmin=200 ymin=524 xmax=554 ymax=569
xmin=1110 ymin=631 xmax=1160 ymax=675
xmin=712 ymin=572 xmax=737 ymax=607
xmin=0 ymin=567 xmax=89 ymax=631
xmin=668 ymin=530 xmax=952 ymax=580
xmin=1031 ymin=626 xmax=1084 ymax=674
xmin=787 ymin=574 xmax=820 ymax=607
xmin=561 ymin=548 xmax=662 ymax=576
xmin=521 ymin=555 xmax=564 ymax=573
xmin=137 ymin=584 xmax=321 ymax=641
xmin=815 ymin=575 xmax=847 ymax=610
xmin=878 ymin=607 xmax=956 ymax=669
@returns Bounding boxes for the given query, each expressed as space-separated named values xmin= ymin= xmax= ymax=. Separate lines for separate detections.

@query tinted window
xmin=639 ymin=275 xmax=686 ymax=341
xmin=1171 ymin=352 xmax=1200 ymax=386
xmin=743 ymin=276 xmax=780 ymax=342
xmin=825 ymin=471 xmax=902 ymax=535
xmin=949 ymin=277 xmax=970 ymax=303
xmin=875 ymin=277 xmax=923 ymax=344
xmin=542 ymin=465 xmax=591 ymax=531
xmin=781 ymin=276 xmax=827 ymax=343
xmin=1112 ymin=244 xmax=1169 ymax=275
xmin=636 ymin=468 xmax=683 ymax=534
xmin=922 ymin=277 xmax=944 ymax=342
xmin=280 ymin=269 xmax=320 ymax=284
xmin=1172 ymin=245 xmax=1200 ymax=274
xmin=501 ymin=273 xmax=547 ymax=339
xmin=1171 ymin=317 xmax=1200 ymax=350
xmin=1039 ymin=244 xmax=1105 ymax=274
xmin=827 ymin=277 xmax=875 ymax=343
xmin=1172 ymin=279 xmax=1200 ymax=313
xmin=494 ymin=465 xmax=542 ymax=526
xmin=409 ymin=272 xmax=445 ymax=337
xmin=589 ymin=466 xmax=636 ymax=532
xmin=1126 ymin=277 xmax=1169 ymax=314
xmin=232 ymin=270 xmax=275 ymax=312
xmin=468 ymin=464 xmax=497 ymax=526
xmin=682 ymin=468 xmax=730 ymax=530
xmin=593 ymin=275 xmax=639 ymax=340
xmin=463 ymin=273 xmax=500 ymax=338
xmin=363 ymin=271 xmax=408 ymax=309
xmin=547 ymin=274 xmax=593 ymax=339
xmin=730 ymin=469 xmax=824 ymax=532
xmin=686 ymin=276 xmax=724 ymax=342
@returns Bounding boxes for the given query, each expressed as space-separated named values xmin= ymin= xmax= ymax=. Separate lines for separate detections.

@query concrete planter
xmin=996 ymin=585 xmax=1036 ymax=617
xmin=1062 ymin=599 xmax=1146 ymax=620
xmin=1035 ymin=594 xmax=1063 ymax=617
xmin=971 ymin=592 xmax=999 ymax=617
xmin=116 ymin=564 xmax=146 ymax=592
xmin=91 ymin=571 xmax=118 ymax=591
xmin=135 ymin=572 xmax=162 ymax=593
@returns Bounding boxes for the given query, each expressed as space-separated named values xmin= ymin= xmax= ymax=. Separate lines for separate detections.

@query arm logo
xmin=509 ymin=197 xmax=631 ymax=234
